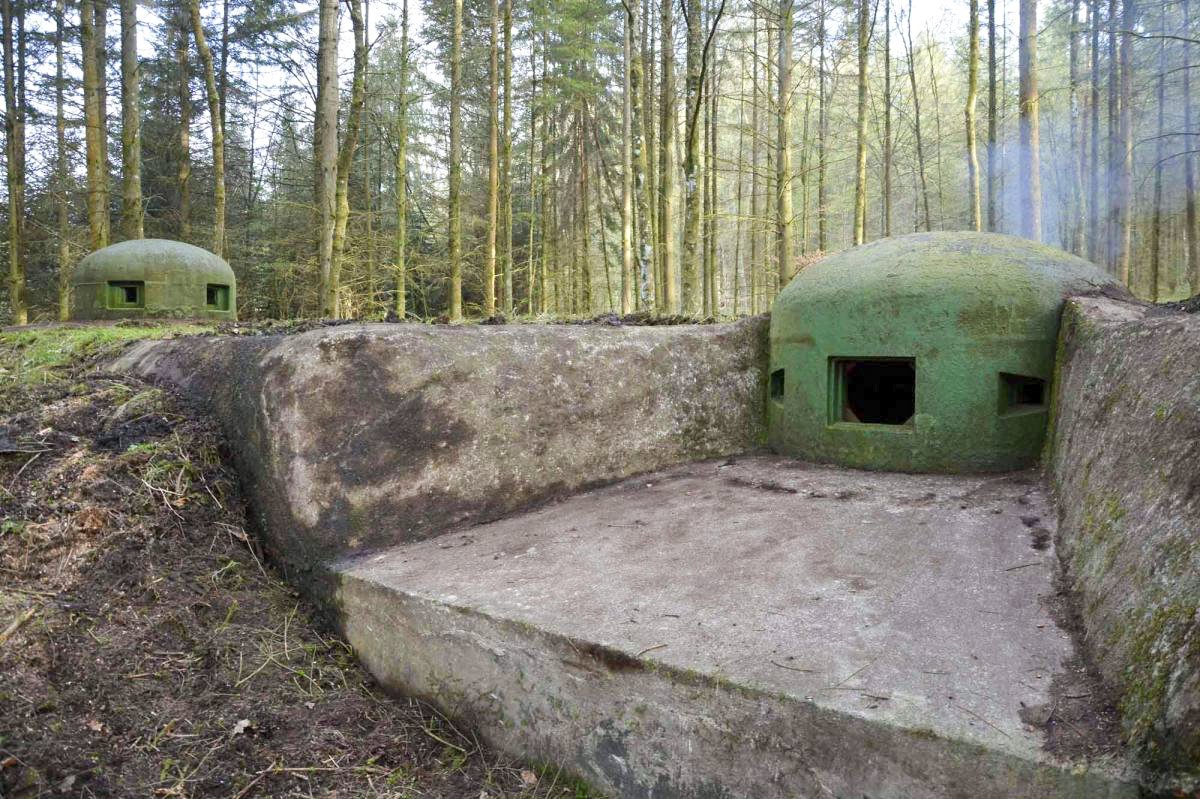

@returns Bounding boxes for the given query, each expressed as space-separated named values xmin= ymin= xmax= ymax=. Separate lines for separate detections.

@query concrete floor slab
xmin=332 ymin=457 xmax=1138 ymax=798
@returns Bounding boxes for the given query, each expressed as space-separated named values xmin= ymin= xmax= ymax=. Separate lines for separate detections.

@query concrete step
xmin=330 ymin=457 xmax=1140 ymax=798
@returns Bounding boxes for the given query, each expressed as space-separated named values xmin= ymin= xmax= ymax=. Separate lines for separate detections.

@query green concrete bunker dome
xmin=768 ymin=231 xmax=1121 ymax=473
xmin=71 ymin=239 xmax=236 ymax=321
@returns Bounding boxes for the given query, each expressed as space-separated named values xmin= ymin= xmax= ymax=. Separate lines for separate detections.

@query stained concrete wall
xmin=110 ymin=320 xmax=768 ymax=581
xmin=1048 ymin=297 xmax=1200 ymax=773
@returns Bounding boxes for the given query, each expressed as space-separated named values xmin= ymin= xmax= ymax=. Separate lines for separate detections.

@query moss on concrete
xmin=1047 ymin=297 xmax=1200 ymax=781
xmin=769 ymin=232 xmax=1122 ymax=473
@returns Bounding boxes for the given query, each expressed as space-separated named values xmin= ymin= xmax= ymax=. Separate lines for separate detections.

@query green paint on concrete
xmin=768 ymin=232 xmax=1121 ymax=473
xmin=71 ymin=239 xmax=237 ymax=321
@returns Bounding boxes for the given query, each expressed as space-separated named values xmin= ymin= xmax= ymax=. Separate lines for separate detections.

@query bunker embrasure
xmin=768 ymin=231 xmax=1121 ymax=473
xmin=71 ymin=239 xmax=237 ymax=321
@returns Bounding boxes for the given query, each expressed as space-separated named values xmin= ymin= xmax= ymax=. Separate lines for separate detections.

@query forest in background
xmin=1 ymin=0 xmax=1197 ymax=323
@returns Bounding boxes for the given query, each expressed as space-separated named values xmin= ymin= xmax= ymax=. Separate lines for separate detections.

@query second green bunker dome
xmin=768 ymin=231 xmax=1121 ymax=473
xmin=71 ymin=239 xmax=236 ymax=321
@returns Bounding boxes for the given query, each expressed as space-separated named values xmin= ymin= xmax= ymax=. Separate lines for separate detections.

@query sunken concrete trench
xmin=107 ymin=239 xmax=1200 ymax=798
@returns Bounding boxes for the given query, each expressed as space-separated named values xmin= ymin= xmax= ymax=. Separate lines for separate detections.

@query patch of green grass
xmin=0 ymin=324 xmax=207 ymax=386
xmin=0 ymin=324 xmax=208 ymax=404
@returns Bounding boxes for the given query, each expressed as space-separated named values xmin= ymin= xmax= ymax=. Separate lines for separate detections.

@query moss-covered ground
xmin=0 ymin=323 xmax=590 ymax=798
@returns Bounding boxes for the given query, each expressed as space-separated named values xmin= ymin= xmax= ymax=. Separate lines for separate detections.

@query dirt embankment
xmin=0 ymin=330 xmax=586 ymax=798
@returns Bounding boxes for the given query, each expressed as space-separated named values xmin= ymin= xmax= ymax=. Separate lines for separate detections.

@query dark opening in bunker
xmin=107 ymin=280 xmax=144 ymax=309
xmin=833 ymin=358 xmax=916 ymax=425
xmin=207 ymin=284 xmax=231 ymax=311
xmin=770 ymin=369 xmax=785 ymax=402
xmin=999 ymin=373 xmax=1047 ymax=414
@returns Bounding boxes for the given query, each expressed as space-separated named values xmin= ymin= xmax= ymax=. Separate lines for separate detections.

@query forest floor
xmin=0 ymin=325 xmax=589 ymax=799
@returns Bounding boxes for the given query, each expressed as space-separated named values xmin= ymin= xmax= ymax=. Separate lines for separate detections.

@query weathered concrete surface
xmin=1048 ymin=297 xmax=1200 ymax=774
xmin=109 ymin=320 xmax=768 ymax=581
xmin=334 ymin=456 xmax=1139 ymax=797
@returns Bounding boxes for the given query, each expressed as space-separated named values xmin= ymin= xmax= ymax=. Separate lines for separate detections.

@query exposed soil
xmin=1018 ymin=567 xmax=1125 ymax=765
xmin=0 ymin=341 xmax=586 ymax=798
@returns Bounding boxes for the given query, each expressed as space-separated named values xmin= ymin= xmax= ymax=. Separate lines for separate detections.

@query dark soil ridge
xmin=0 ymin=348 xmax=585 ymax=798
xmin=1159 ymin=293 xmax=1200 ymax=314
xmin=208 ymin=311 xmax=727 ymax=338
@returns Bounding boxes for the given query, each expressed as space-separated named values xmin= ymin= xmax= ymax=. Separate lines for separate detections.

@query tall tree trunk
xmin=966 ymin=0 xmax=982 ymax=231
xmin=56 ymin=0 xmax=70 ymax=320
xmin=883 ymin=0 xmax=892 ymax=237
xmin=1017 ymin=0 xmax=1041 ymax=241
xmin=798 ymin=89 xmax=810 ymax=252
xmin=928 ymin=46 xmax=945 ymax=227
xmin=191 ymin=0 xmax=225 ymax=258
xmin=778 ymin=0 xmax=795 ymax=281
xmin=1 ymin=0 xmax=24 ymax=322
xmin=1106 ymin=0 xmax=1118 ymax=270
xmin=853 ymin=0 xmax=868 ymax=245
xmin=629 ymin=0 xmax=651 ymax=309
xmin=816 ymin=0 xmax=828 ymax=250
xmin=448 ymin=0 xmax=464 ymax=320
xmin=707 ymin=56 xmax=718 ymax=314
xmin=749 ymin=11 xmax=761 ymax=311
xmin=1088 ymin=0 xmax=1101 ymax=261
xmin=314 ymin=0 xmax=338 ymax=314
xmin=578 ymin=109 xmax=592 ymax=313
xmin=659 ymin=0 xmax=678 ymax=313
xmin=501 ymin=0 xmax=513 ymax=314
xmin=621 ymin=3 xmax=635 ymax=315
xmin=96 ymin=0 xmax=110 ymax=246
xmin=394 ymin=0 xmax=409 ymax=318
xmin=702 ymin=49 xmax=712 ymax=314
xmin=681 ymin=0 xmax=702 ymax=314
xmin=1115 ymin=0 xmax=1132 ymax=284
xmin=526 ymin=37 xmax=537 ymax=314
xmin=764 ymin=13 xmax=775 ymax=301
xmin=1148 ymin=0 xmax=1165 ymax=300
xmin=999 ymin=1 xmax=1008 ymax=231
xmin=357 ymin=0 xmax=372 ymax=314
xmin=1068 ymin=0 xmax=1083 ymax=253
xmin=904 ymin=4 xmax=931 ymax=232
xmin=986 ymin=0 xmax=998 ymax=231
xmin=485 ymin=0 xmax=498 ymax=316
xmin=218 ymin=0 xmax=227 ymax=128
xmin=120 ymin=0 xmax=142 ymax=239
xmin=1185 ymin=0 xmax=1199 ymax=294
xmin=329 ymin=0 xmax=366 ymax=316
xmin=81 ymin=0 xmax=107 ymax=251
xmin=538 ymin=32 xmax=551 ymax=314
xmin=643 ymin=0 xmax=659 ymax=308
xmin=733 ymin=57 xmax=745 ymax=314
xmin=177 ymin=6 xmax=191 ymax=241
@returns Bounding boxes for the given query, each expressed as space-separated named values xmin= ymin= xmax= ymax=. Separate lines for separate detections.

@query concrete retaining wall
xmin=110 ymin=320 xmax=769 ymax=582
xmin=1048 ymin=297 xmax=1200 ymax=773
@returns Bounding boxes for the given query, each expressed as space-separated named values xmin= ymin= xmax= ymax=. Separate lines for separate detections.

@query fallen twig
xmin=830 ymin=657 xmax=877 ymax=689
xmin=770 ymin=660 xmax=818 ymax=673
xmin=230 ymin=762 xmax=275 ymax=799
xmin=420 ymin=724 xmax=468 ymax=754
xmin=13 ymin=451 xmax=41 ymax=481
xmin=953 ymin=703 xmax=1010 ymax=738
xmin=0 ymin=606 xmax=39 ymax=648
